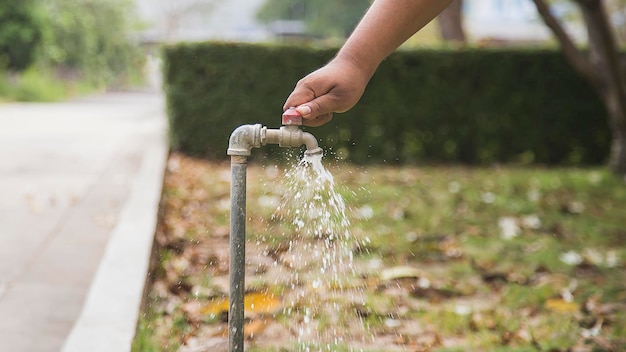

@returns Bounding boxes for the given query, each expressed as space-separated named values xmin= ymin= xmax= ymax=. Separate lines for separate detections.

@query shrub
xmin=163 ymin=42 xmax=610 ymax=165
xmin=0 ymin=0 xmax=45 ymax=71
xmin=0 ymin=67 xmax=68 ymax=102
xmin=39 ymin=0 xmax=143 ymax=87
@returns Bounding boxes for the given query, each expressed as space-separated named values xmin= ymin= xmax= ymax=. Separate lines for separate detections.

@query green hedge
xmin=163 ymin=42 xmax=610 ymax=165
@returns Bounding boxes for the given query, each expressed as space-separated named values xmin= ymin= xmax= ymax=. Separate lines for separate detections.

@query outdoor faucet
xmin=227 ymin=108 xmax=323 ymax=158
xmin=226 ymin=109 xmax=322 ymax=352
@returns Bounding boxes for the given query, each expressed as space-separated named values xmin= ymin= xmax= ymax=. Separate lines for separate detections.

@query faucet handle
xmin=282 ymin=107 xmax=302 ymax=126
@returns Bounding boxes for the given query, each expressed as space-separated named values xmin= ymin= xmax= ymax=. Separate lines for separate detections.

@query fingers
xmin=283 ymin=82 xmax=336 ymax=119
xmin=285 ymin=97 xmax=335 ymax=127
xmin=283 ymin=102 xmax=332 ymax=127
xmin=283 ymin=59 xmax=368 ymax=127
xmin=297 ymin=87 xmax=348 ymax=122
xmin=301 ymin=112 xmax=333 ymax=127
xmin=283 ymin=83 xmax=344 ymax=126
xmin=283 ymin=85 xmax=316 ymax=113
xmin=295 ymin=105 xmax=312 ymax=117
xmin=283 ymin=70 xmax=340 ymax=126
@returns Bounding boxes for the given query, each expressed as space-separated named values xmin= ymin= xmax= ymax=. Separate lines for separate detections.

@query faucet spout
xmin=264 ymin=126 xmax=323 ymax=155
xmin=227 ymin=112 xmax=323 ymax=157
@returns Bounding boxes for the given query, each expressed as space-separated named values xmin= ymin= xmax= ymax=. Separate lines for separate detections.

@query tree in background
xmin=258 ymin=0 xmax=468 ymax=44
xmin=533 ymin=0 xmax=626 ymax=174
xmin=605 ymin=0 xmax=626 ymax=44
xmin=437 ymin=0 xmax=466 ymax=45
xmin=40 ymin=0 xmax=142 ymax=87
xmin=256 ymin=0 xmax=370 ymax=39
xmin=0 ymin=0 xmax=45 ymax=71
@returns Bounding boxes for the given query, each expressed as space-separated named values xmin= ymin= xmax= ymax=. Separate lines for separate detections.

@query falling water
xmin=269 ymin=152 xmax=372 ymax=351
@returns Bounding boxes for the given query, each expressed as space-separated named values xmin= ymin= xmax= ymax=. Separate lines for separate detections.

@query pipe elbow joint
xmin=227 ymin=124 xmax=262 ymax=156
xmin=301 ymin=131 xmax=323 ymax=156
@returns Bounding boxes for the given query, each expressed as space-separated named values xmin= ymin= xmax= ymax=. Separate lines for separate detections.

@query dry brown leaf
xmin=411 ymin=286 xmax=463 ymax=303
xmin=178 ymin=336 xmax=228 ymax=352
xmin=245 ymin=318 xmax=270 ymax=340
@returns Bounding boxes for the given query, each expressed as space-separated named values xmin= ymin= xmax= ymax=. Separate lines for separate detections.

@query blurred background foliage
xmin=0 ymin=0 xmax=143 ymax=102
xmin=256 ymin=0 xmax=371 ymax=39
xmin=256 ymin=0 xmax=450 ymax=48
xmin=0 ymin=0 xmax=45 ymax=71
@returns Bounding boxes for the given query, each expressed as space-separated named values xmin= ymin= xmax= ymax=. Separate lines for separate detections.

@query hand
xmin=283 ymin=58 xmax=370 ymax=127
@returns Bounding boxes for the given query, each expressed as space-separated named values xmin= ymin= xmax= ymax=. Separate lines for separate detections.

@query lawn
xmin=133 ymin=152 xmax=626 ymax=352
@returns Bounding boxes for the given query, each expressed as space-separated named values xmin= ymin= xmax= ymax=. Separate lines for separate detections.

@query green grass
xmin=0 ymin=68 xmax=62 ymax=102
xmin=136 ymin=154 xmax=626 ymax=351
xmin=0 ymin=64 xmax=145 ymax=102
xmin=132 ymin=316 xmax=162 ymax=352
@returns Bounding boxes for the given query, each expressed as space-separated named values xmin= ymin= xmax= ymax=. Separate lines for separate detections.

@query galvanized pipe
xmin=228 ymin=155 xmax=247 ymax=352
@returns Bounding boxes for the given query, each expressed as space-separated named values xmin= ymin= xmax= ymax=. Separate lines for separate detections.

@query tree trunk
xmin=579 ymin=0 xmax=626 ymax=174
xmin=533 ymin=0 xmax=626 ymax=175
xmin=438 ymin=0 xmax=466 ymax=45
xmin=604 ymin=83 xmax=626 ymax=174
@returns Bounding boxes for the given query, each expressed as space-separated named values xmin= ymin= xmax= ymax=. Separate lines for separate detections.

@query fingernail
xmin=297 ymin=105 xmax=312 ymax=117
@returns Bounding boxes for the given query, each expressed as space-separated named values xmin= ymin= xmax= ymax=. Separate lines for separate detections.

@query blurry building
xmin=132 ymin=0 xmax=588 ymax=46
xmin=464 ymin=0 xmax=586 ymax=46
xmin=134 ymin=0 xmax=270 ymax=44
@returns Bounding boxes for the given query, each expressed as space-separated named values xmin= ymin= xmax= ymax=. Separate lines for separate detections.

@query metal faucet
xmin=227 ymin=108 xmax=323 ymax=158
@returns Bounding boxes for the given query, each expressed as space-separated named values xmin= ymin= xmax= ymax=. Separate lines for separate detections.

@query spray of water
xmin=268 ymin=152 xmax=372 ymax=351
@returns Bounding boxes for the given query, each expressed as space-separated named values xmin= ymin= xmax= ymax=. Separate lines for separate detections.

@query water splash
xmin=269 ymin=152 xmax=371 ymax=351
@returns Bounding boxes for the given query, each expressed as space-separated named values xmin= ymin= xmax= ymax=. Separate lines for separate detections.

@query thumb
xmin=295 ymin=94 xmax=340 ymax=120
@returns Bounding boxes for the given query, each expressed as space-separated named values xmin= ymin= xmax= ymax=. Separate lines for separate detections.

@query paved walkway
xmin=0 ymin=91 xmax=167 ymax=352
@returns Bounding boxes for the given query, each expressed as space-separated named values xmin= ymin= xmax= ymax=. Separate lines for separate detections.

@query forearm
xmin=336 ymin=0 xmax=452 ymax=79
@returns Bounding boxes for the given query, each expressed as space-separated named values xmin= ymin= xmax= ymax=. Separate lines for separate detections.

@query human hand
xmin=283 ymin=58 xmax=370 ymax=127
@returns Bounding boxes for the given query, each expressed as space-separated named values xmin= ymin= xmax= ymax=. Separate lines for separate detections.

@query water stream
xmin=268 ymin=152 xmax=372 ymax=351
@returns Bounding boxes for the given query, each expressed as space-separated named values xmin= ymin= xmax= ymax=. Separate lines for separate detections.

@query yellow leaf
xmin=201 ymin=297 xmax=229 ymax=316
xmin=244 ymin=292 xmax=283 ymax=314
xmin=200 ymin=292 xmax=283 ymax=316
xmin=380 ymin=266 xmax=427 ymax=281
xmin=545 ymin=298 xmax=580 ymax=313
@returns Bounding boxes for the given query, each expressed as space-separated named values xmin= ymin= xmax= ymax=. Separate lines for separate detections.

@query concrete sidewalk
xmin=0 ymin=91 xmax=168 ymax=352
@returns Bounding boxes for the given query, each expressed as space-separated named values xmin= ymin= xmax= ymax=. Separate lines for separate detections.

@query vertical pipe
xmin=229 ymin=156 xmax=247 ymax=352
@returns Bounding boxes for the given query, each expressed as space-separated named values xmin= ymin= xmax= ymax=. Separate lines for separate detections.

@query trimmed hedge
xmin=163 ymin=42 xmax=610 ymax=165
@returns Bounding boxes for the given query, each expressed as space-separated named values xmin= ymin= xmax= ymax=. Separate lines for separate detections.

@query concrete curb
xmin=61 ymin=131 xmax=168 ymax=352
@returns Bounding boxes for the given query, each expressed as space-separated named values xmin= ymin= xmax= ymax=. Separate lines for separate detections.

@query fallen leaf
xmin=545 ymin=298 xmax=580 ymax=313
xmin=470 ymin=311 xmax=496 ymax=331
xmin=244 ymin=292 xmax=283 ymax=315
xmin=168 ymin=280 xmax=193 ymax=295
xmin=181 ymin=300 xmax=209 ymax=323
xmin=245 ymin=318 xmax=270 ymax=340
xmin=201 ymin=297 xmax=229 ymax=316
xmin=380 ymin=266 xmax=427 ymax=281
xmin=178 ymin=336 xmax=228 ymax=352
xmin=200 ymin=292 xmax=283 ymax=317
xmin=411 ymin=286 xmax=463 ymax=303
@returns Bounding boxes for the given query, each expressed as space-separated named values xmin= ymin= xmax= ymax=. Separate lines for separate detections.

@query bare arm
xmin=284 ymin=0 xmax=452 ymax=126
